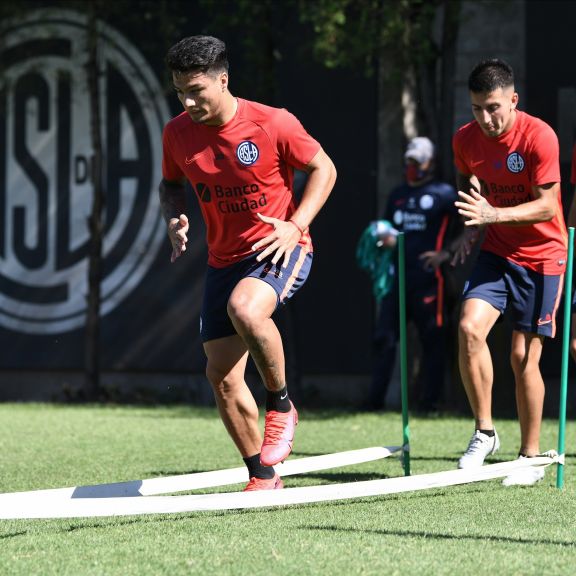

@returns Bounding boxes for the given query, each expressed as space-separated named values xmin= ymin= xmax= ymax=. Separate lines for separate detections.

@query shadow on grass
xmin=147 ymin=468 xmax=212 ymax=477
xmin=0 ymin=531 xmax=27 ymax=540
xmin=301 ymin=524 xmax=576 ymax=548
xmin=292 ymin=450 xmax=462 ymax=466
xmin=289 ymin=471 xmax=389 ymax=483
xmin=144 ymin=469 xmax=389 ymax=485
xmin=290 ymin=449 xmax=401 ymax=457
xmin=142 ymin=453 xmax=467 ymax=479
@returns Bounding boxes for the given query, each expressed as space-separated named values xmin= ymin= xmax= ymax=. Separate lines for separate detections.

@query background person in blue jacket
xmin=364 ymin=137 xmax=461 ymax=412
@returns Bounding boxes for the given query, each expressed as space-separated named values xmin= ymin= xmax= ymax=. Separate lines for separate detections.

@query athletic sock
xmin=243 ymin=453 xmax=275 ymax=479
xmin=478 ymin=429 xmax=495 ymax=437
xmin=266 ymin=385 xmax=291 ymax=413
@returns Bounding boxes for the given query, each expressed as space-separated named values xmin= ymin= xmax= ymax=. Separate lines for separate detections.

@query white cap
xmin=404 ymin=137 xmax=434 ymax=164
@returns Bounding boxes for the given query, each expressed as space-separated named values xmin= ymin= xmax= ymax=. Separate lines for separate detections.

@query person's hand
xmin=377 ymin=233 xmax=397 ymax=249
xmin=168 ymin=214 xmax=189 ymax=263
xmin=450 ymin=226 xmax=480 ymax=265
xmin=455 ymin=189 xmax=498 ymax=226
xmin=251 ymin=213 xmax=303 ymax=267
xmin=419 ymin=250 xmax=449 ymax=271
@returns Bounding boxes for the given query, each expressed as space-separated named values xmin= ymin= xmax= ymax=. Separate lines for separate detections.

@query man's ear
xmin=220 ymin=72 xmax=228 ymax=92
xmin=511 ymin=91 xmax=519 ymax=109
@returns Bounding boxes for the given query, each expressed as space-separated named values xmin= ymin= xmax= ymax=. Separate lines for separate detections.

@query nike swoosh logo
xmin=537 ymin=318 xmax=552 ymax=326
xmin=185 ymin=157 xmax=194 ymax=165
xmin=280 ymin=393 xmax=288 ymax=400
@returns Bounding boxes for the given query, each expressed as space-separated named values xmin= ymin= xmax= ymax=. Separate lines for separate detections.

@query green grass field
xmin=0 ymin=403 xmax=575 ymax=575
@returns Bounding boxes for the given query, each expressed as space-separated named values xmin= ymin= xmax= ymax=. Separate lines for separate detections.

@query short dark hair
xmin=166 ymin=35 xmax=229 ymax=75
xmin=468 ymin=58 xmax=514 ymax=93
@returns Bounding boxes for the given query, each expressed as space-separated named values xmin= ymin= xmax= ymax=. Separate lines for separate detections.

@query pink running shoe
xmin=260 ymin=401 xmax=298 ymax=466
xmin=243 ymin=473 xmax=284 ymax=491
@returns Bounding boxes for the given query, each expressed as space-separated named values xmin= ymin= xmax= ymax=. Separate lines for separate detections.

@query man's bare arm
xmin=289 ymin=148 xmax=337 ymax=232
xmin=456 ymin=172 xmax=481 ymax=196
xmin=450 ymin=172 xmax=482 ymax=264
xmin=159 ymin=178 xmax=189 ymax=262
xmin=456 ymin=180 xmax=559 ymax=227
xmin=159 ymin=178 xmax=187 ymax=224
xmin=251 ymin=148 xmax=337 ymax=266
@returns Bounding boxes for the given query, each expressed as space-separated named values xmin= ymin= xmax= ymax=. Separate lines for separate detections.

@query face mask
xmin=405 ymin=163 xmax=427 ymax=184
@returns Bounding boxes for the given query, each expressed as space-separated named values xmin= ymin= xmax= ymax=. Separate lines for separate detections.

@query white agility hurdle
xmin=0 ymin=446 xmax=399 ymax=501
xmin=0 ymin=453 xmax=558 ymax=519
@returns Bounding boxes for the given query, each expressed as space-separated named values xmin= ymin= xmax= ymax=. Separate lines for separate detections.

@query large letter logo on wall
xmin=0 ymin=9 xmax=169 ymax=334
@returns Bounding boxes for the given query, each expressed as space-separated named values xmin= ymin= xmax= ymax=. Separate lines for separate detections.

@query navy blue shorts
xmin=462 ymin=251 xmax=563 ymax=338
xmin=200 ymin=246 xmax=313 ymax=342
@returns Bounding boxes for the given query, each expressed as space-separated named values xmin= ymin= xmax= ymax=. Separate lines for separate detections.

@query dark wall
xmin=0 ymin=1 xmax=377 ymax=385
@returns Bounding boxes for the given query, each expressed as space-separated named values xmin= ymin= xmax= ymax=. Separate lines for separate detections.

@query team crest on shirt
xmin=506 ymin=152 xmax=525 ymax=173
xmin=236 ymin=141 xmax=259 ymax=166
xmin=419 ymin=194 xmax=434 ymax=210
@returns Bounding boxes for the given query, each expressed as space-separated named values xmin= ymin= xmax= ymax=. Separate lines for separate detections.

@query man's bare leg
xmin=458 ymin=298 xmax=501 ymax=430
xmin=510 ymin=331 xmax=545 ymax=457
xmin=204 ymin=334 xmax=262 ymax=457
xmin=227 ymin=277 xmax=286 ymax=392
xmin=227 ymin=277 xmax=297 ymax=466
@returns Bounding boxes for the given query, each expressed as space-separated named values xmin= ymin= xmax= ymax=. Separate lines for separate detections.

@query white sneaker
xmin=502 ymin=456 xmax=546 ymax=486
xmin=458 ymin=429 xmax=500 ymax=469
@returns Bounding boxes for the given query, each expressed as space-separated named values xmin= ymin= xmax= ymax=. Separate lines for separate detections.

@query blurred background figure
xmin=360 ymin=137 xmax=461 ymax=412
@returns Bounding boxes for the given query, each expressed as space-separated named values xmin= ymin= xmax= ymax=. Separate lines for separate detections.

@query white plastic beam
xmin=0 ymin=453 xmax=555 ymax=520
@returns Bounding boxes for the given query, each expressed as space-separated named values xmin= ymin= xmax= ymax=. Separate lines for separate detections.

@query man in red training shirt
xmin=452 ymin=58 xmax=566 ymax=485
xmin=160 ymin=36 xmax=336 ymax=491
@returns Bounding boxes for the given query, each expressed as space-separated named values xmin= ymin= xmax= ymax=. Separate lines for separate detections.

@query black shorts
xmin=200 ymin=246 xmax=313 ymax=342
xmin=463 ymin=251 xmax=563 ymax=338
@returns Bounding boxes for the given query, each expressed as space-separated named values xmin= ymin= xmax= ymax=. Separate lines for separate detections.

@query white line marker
xmin=0 ymin=446 xmax=399 ymax=500
xmin=0 ymin=454 xmax=556 ymax=520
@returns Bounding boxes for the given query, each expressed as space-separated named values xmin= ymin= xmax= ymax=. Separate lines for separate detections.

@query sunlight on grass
xmin=0 ymin=404 xmax=575 ymax=575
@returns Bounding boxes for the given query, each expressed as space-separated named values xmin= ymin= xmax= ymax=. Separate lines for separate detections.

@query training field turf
xmin=0 ymin=403 xmax=575 ymax=575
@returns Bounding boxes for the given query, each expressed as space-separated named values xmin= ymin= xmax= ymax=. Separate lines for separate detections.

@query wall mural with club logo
xmin=0 ymin=9 xmax=168 ymax=335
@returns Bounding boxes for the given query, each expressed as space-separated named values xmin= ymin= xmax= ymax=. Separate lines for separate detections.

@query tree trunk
xmin=438 ymin=0 xmax=461 ymax=182
xmin=376 ymin=49 xmax=404 ymax=216
xmin=85 ymin=6 xmax=104 ymax=401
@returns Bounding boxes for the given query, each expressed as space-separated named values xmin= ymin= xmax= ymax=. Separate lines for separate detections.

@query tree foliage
xmin=198 ymin=0 xmax=443 ymax=78
xmin=298 ymin=0 xmax=440 ymax=77
xmin=297 ymin=0 xmax=460 ymax=162
xmin=197 ymin=0 xmax=458 ymax=142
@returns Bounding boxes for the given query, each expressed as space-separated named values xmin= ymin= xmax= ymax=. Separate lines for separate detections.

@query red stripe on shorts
xmin=280 ymin=246 xmax=309 ymax=302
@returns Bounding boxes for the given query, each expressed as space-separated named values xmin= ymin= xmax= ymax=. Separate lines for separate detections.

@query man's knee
xmin=227 ymin=290 xmax=269 ymax=332
xmin=206 ymin=364 xmax=243 ymax=400
xmin=205 ymin=363 xmax=224 ymax=388
xmin=458 ymin=316 xmax=486 ymax=353
xmin=509 ymin=343 xmax=542 ymax=377
xmin=227 ymin=293 xmax=250 ymax=325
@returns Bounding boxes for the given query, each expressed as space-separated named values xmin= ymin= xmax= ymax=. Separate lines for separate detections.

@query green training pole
xmin=398 ymin=232 xmax=411 ymax=476
xmin=557 ymin=226 xmax=574 ymax=489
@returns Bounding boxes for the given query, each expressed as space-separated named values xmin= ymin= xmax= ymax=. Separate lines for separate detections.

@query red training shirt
xmin=162 ymin=98 xmax=320 ymax=268
xmin=453 ymin=110 xmax=567 ymax=274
